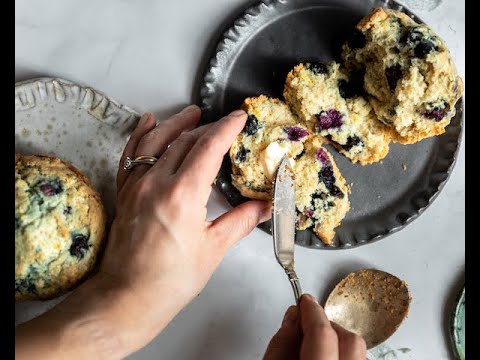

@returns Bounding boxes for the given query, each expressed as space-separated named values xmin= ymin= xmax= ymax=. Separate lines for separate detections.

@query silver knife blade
xmin=272 ymin=155 xmax=296 ymax=270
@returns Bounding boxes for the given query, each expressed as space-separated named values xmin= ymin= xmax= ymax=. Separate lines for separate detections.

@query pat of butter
xmin=260 ymin=142 xmax=292 ymax=181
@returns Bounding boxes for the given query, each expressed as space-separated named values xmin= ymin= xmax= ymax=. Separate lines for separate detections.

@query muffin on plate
xmin=293 ymin=137 xmax=350 ymax=244
xmin=230 ymin=95 xmax=309 ymax=198
xmin=342 ymin=7 xmax=463 ymax=144
xmin=284 ymin=62 xmax=392 ymax=164
xmin=15 ymin=154 xmax=106 ymax=300
xmin=230 ymin=95 xmax=350 ymax=244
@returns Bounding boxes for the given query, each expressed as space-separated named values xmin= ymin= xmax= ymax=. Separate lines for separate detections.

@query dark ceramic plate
xmin=198 ymin=0 xmax=463 ymax=249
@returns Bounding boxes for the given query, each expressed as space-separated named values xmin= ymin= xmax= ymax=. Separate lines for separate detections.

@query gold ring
xmin=123 ymin=156 xmax=158 ymax=170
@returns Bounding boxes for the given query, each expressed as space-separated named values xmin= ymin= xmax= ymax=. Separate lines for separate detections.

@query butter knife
xmin=272 ymin=156 xmax=302 ymax=305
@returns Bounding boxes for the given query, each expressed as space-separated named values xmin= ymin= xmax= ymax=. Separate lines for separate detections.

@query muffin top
xmin=342 ymin=7 xmax=463 ymax=143
xmin=15 ymin=154 xmax=106 ymax=300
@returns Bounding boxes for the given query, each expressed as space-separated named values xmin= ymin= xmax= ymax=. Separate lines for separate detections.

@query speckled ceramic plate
xmin=15 ymin=77 xmax=139 ymax=324
xmin=450 ymin=286 xmax=465 ymax=360
xmin=198 ymin=0 xmax=463 ymax=249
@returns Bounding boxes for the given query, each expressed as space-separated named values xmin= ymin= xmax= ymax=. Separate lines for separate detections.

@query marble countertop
xmin=15 ymin=0 xmax=465 ymax=359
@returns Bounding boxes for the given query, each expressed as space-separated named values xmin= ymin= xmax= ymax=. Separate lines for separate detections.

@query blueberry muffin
xmin=15 ymin=154 xmax=107 ymax=300
xmin=230 ymin=95 xmax=308 ymax=199
xmin=230 ymin=96 xmax=350 ymax=244
xmin=284 ymin=62 xmax=392 ymax=164
xmin=342 ymin=7 xmax=463 ymax=144
xmin=293 ymin=137 xmax=350 ymax=244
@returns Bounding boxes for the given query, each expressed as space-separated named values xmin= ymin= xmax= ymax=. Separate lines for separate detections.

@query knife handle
xmin=285 ymin=269 xmax=302 ymax=305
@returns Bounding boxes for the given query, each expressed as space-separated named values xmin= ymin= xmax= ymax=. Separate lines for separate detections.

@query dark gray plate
xmin=197 ymin=0 xmax=463 ymax=249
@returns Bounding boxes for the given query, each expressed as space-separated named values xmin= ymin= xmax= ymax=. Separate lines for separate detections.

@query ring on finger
xmin=123 ymin=155 xmax=158 ymax=170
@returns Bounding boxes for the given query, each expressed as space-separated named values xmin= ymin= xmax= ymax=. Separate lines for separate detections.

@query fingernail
xmin=301 ymin=294 xmax=318 ymax=304
xmin=181 ymin=104 xmax=200 ymax=114
xmin=282 ymin=306 xmax=298 ymax=326
xmin=139 ymin=113 xmax=153 ymax=127
xmin=229 ymin=109 xmax=246 ymax=117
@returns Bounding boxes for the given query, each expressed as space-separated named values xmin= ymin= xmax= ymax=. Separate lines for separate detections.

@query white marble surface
xmin=15 ymin=0 xmax=465 ymax=359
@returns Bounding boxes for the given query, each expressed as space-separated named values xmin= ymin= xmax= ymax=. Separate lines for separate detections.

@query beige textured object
xmin=325 ymin=269 xmax=411 ymax=349
xmin=230 ymin=96 xmax=350 ymax=244
xmin=15 ymin=154 xmax=107 ymax=300
xmin=284 ymin=62 xmax=392 ymax=165
xmin=342 ymin=7 xmax=463 ymax=144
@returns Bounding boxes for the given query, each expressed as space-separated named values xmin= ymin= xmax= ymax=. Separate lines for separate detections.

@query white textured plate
xmin=15 ymin=77 xmax=140 ymax=325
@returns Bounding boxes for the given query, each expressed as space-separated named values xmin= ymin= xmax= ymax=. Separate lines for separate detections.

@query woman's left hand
xmin=16 ymin=105 xmax=271 ymax=360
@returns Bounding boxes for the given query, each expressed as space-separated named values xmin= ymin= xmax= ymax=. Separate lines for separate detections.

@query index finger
xmin=299 ymin=294 xmax=339 ymax=360
xmin=176 ymin=109 xmax=247 ymax=190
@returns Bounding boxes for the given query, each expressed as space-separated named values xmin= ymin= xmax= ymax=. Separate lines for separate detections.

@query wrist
xmin=55 ymin=272 xmax=191 ymax=358
xmin=16 ymin=295 xmax=124 ymax=360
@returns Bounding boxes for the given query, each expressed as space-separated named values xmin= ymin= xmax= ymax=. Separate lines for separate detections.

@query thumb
xmin=208 ymin=200 xmax=271 ymax=251
xmin=263 ymin=306 xmax=301 ymax=360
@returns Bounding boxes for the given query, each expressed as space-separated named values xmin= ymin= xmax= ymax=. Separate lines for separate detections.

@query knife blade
xmin=272 ymin=155 xmax=302 ymax=304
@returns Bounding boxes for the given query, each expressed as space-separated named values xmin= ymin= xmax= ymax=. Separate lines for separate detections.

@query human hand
xmin=16 ymin=106 xmax=271 ymax=360
xmin=97 ymin=106 xmax=271 ymax=351
xmin=264 ymin=294 xmax=367 ymax=360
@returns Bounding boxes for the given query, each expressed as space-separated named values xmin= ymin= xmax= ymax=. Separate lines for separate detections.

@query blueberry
xmin=318 ymin=166 xmax=335 ymax=191
xmin=308 ymin=62 xmax=328 ymax=75
xmin=422 ymin=101 xmax=448 ymax=121
xmin=63 ymin=206 xmax=72 ymax=215
xmin=330 ymin=185 xmax=344 ymax=198
xmin=385 ymin=64 xmax=402 ymax=91
xmin=423 ymin=107 xmax=446 ymax=121
xmin=37 ymin=179 xmax=63 ymax=196
xmin=284 ymin=126 xmax=309 ymax=141
xmin=235 ymin=146 xmax=250 ymax=162
xmin=347 ymin=28 xmax=366 ymax=49
xmin=319 ymin=166 xmax=334 ymax=182
xmin=70 ymin=233 xmax=90 ymax=259
xmin=400 ymin=27 xmax=437 ymax=58
xmin=315 ymin=109 xmax=343 ymax=131
xmin=304 ymin=209 xmax=314 ymax=218
xmin=414 ymin=40 xmax=436 ymax=58
xmin=316 ymin=148 xmax=331 ymax=166
xmin=343 ymin=135 xmax=363 ymax=151
xmin=243 ymin=114 xmax=261 ymax=136
xmin=400 ymin=27 xmax=424 ymax=46
xmin=318 ymin=166 xmax=344 ymax=198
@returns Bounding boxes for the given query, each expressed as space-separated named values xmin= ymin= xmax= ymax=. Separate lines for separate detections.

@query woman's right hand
xmin=264 ymin=294 xmax=367 ymax=360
